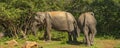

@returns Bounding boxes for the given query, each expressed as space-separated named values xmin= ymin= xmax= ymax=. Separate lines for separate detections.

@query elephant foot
xmin=66 ymin=40 xmax=72 ymax=44
xmin=46 ymin=40 xmax=51 ymax=42
xmin=43 ymin=40 xmax=51 ymax=44
xmin=73 ymin=40 xmax=78 ymax=43
xmin=85 ymin=42 xmax=91 ymax=46
xmin=86 ymin=43 xmax=91 ymax=47
xmin=44 ymin=39 xmax=51 ymax=42
xmin=87 ymin=44 xmax=91 ymax=47
xmin=90 ymin=43 xmax=94 ymax=46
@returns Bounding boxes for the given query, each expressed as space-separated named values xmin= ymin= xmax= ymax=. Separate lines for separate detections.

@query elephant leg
xmin=45 ymin=16 xmax=52 ymax=41
xmin=44 ymin=31 xmax=47 ymax=41
xmin=33 ymin=29 xmax=37 ymax=36
xmin=72 ymin=31 xmax=77 ymax=42
xmin=90 ymin=27 xmax=97 ymax=46
xmin=44 ymin=30 xmax=51 ymax=41
xmin=83 ymin=26 xmax=90 ymax=46
xmin=89 ymin=33 xmax=92 ymax=45
xmin=47 ymin=30 xmax=51 ymax=41
xmin=45 ymin=25 xmax=51 ymax=41
xmin=32 ymin=25 xmax=38 ymax=36
xmin=83 ymin=37 xmax=85 ymax=43
xmin=68 ymin=32 xmax=72 ymax=42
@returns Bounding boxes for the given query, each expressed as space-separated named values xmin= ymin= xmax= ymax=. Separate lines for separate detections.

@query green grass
xmin=1 ymin=37 xmax=120 ymax=48
xmin=0 ymin=31 xmax=120 ymax=48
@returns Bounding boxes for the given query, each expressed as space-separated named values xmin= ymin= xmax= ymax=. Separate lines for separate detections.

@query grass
xmin=1 ymin=37 xmax=120 ymax=48
xmin=0 ymin=31 xmax=120 ymax=48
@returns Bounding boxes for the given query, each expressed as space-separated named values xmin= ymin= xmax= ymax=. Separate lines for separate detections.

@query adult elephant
xmin=32 ymin=11 xmax=79 ymax=42
xmin=78 ymin=12 xmax=97 ymax=46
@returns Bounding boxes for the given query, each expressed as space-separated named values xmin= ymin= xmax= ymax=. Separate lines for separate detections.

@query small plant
xmin=27 ymin=34 xmax=39 ymax=41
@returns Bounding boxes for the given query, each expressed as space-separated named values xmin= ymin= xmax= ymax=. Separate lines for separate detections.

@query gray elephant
xmin=78 ymin=12 xmax=97 ymax=46
xmin=32 ymin=11 xmax=79 ymax=42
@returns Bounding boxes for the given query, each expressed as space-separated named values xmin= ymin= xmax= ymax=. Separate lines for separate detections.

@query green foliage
xmin=90 ymin=0 xmax=120 ymax=38
xmin=27 ymin=34 xmax=39 ymax=41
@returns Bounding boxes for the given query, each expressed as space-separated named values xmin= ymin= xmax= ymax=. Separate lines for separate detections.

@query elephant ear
xmin=90 ymin=12 xmax=94 ymax=16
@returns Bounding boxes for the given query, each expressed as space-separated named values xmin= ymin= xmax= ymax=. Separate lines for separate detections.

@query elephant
xmin=78 ymin=12 xmax=97 ymax=46
xmin=32 ymin=11 xmax=80 ymax=42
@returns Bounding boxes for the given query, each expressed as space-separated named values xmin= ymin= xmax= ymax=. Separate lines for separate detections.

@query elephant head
xmin=35 ymin=12 xmax=46 ymax=25
xmin=31 ymin=12 xmax=47 ymax=36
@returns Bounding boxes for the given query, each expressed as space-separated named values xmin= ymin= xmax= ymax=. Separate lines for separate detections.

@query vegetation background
xmin=0 ymin=0 xmax=120 ymax=48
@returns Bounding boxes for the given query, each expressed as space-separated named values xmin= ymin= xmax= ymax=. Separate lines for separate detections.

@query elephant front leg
xmin=44 ymin=24 xmax=51 ymax=42
xmin=47 ymin=30 xmax=51 ymax=41
xmin=44 ymin=30 xmax=51 ymax=42
xmin=32 ymin=25 xmax=38 ymax=36
xmin=44 ymin=31 xmax=47 ymax=41
xmin=45 ymin=15 xmax=52 ymax=42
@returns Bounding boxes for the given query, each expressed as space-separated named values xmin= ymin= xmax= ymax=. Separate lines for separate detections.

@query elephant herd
xmin=31 ymin=11 xmax=97 ymax=46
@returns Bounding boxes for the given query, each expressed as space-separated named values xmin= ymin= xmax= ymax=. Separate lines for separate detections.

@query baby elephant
xmin=78 ymin=12 xmax=97 ymax=46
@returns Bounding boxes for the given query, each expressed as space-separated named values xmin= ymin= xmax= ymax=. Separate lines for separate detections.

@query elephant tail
xmin=83 ymin=13 xmax=86 ymax=27
xmin=90 ymin=12 xmax=94 ymax=16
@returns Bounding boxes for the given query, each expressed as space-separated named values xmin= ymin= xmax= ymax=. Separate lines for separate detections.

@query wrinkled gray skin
xmin=78 ymin=12 xmax=97 ymax=46
xmin=32 ymin=11 xmax=79 ymax=42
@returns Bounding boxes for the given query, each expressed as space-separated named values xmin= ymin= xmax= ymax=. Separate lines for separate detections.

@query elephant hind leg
xmin=72 ymin=31 xmax=77 ymax=42
xmin=68 ymin=32 xmax=72 ymax=42
xmin=90 ymin=27 xmax=97 ymax=46
xmin=83 ymin=26 xmax=90 ymax=46
xmin=89 ymin=33 xmax=93 ymax=46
